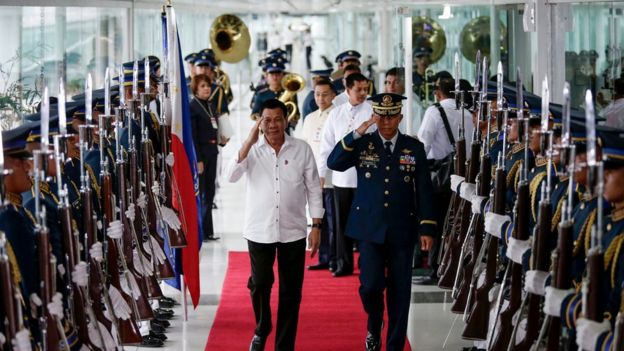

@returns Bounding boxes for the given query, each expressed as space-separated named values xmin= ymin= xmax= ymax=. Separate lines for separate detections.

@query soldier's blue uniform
xmin=327 ymin=93 xmax=436 ymax=351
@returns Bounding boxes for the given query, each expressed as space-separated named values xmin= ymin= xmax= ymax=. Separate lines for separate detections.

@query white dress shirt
xmin=301 ymin=106 xmax=334 ymax=188
xmin=332 ymin=92 xmax=349 ymax=107
xmin=417 ymin=98 xmax=473 ymax=160
xmin=226 ymin=134 xmax=324 ymax=244
xmin=600 ymin=98 xmax=624 ymax=129
xmin=318 ymin=100 xmax=376 ymax=188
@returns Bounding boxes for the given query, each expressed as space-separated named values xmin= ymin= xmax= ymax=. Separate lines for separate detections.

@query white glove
xmin=90 ymin=242 xmax=104 ymax=263
xmin=133 ymin=249 xmax=153 ymax=276
xmin=12 ymin=329 xmax=32 ymax=351
xmin=161 ymin=206 xmax=182 ymax=231
xmin=514 ymin=318 xmax=528 ymax=346
xmin=543 ymin=287 xmax=574 ymax=317
xmin=576 ymin=318 xmax=610 ymax=351
xmin=489 ymin=283 xmax=501 ymax=303
xmin=137 ymin=192 xmax=147 ymax=209
xmin=166 ymin=152 xmax=175 ymax=167
xmin=152 ymin=181 xmax=161 ymax=196
xmin=107 ymin=286 xmax=132 ymax=320
xmin=506 ymin=237 xmax=531 ymax=264
xmin=524 ymin=270 xmax=550 ymax=296
xmin=471 ymin=195 xmax=488 ymax=214
xmin=125 ymin=204 xmax=136 ymax=222
xmin=72 ymin=261 xmax=89 ymax=287
xmin=0 ymin=332 xmax=5 ymax=347
xmin=107 ymin=220 xmax=123 ymax=240
xmin=460 ymin=182 xmax=476 ymax=201
xmin=484 ymin=212 xmax=510 ymax=239
xmin=120 ymin=273 xmax=142 ymax=301
xmin=89 ymin=320 xmax=118 ymax=351
xmin=450 ymin=175 xmax=465 ymax=193
xmin=149 ymin=236 xmax=167 ymax=265
xmin=47 ymin=292 xmax=64 ymax=318
xmin=57 ymin=263 xmax=66 ymax=278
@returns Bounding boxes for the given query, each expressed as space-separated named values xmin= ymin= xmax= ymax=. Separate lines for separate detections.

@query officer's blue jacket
xmin=327 ymin=130 xmax=437 ymax=245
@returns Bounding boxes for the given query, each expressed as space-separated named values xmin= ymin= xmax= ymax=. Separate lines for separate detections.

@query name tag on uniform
xmin=210 ymin=116 xmax=218 ymax=129
xmin=399 ymin=155 xmax=416 ymax=165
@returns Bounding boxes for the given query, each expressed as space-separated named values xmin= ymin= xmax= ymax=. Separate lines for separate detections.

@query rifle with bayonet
xmin=452 ymin=57 xmax=491 ymax=315
xmin=438 ymin=50 xmax=482 ymax=289
xmin=490 ymin=77 xmax=531 ymax=350
xmin=463 ymin=61 xmax=508 ymax=340
xmin=509 ymin=77 xmax=554 ymax=351
xmin=438 ymin=52 xmax=468 ymax=280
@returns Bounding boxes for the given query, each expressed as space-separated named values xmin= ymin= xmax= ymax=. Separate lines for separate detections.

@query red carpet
xmin=205 ymin=251 xmax=411 ymax=351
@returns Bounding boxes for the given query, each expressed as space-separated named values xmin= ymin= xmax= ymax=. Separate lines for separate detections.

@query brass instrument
xmin=279 ymin=73 xmax=305 ymax=123
xmin=412 ymin=16 xmax=446 ymax=64
xmin=210 ymin=14 xmax=250 ymax=63
xmin=459 ymin=16 xmax=508 ymax=64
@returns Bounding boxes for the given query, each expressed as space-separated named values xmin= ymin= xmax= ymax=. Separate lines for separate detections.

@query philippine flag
xmin=164 ymin=4 xmax=201 ymax=308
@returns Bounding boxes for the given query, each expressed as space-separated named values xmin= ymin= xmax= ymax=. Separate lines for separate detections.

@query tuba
xmin=412 ymin=16 xmax=447 ymax=64
xmin=459 ymin=16 xmax=508 ymax=64
xmin=210 ymin=14 xmax=250 ymax=63
xmin=279 ymin=73 xmax=305 ymax=124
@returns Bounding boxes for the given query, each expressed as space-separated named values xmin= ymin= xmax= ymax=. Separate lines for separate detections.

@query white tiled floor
xmin=142 ymin=91 xmax=472 ymax=350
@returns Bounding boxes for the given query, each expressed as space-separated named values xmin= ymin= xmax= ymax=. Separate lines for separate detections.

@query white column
xmin=403 ymin=16 xmax=413 ymax=134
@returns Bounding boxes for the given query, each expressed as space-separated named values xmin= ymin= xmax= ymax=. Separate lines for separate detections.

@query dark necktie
xmin=384 ymin=141 xmax=393 ymax=157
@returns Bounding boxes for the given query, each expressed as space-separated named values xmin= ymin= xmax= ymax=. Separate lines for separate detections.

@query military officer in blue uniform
xmin=331 ymin=50 xmax=362 ymax=93
xmin=250 ymin=61 xmax=300 ymax=131
xmin=327 ymin=93 xmax=436 ymax=351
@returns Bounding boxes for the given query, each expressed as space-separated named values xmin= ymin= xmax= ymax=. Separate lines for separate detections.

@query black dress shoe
xmin=249 ymin=334 xmax=266 ymax=351
xmin=332 ymin=268 xmax=352 ymax=277
xmin=158 ymin=296 xmax=177 ymax=308
xmin=153 ymin=318 xmax=171 ymax=328
xmin=150 ymin=330 xmax=168 ymax=341
xmin=141 ymin=335 xmax=164 ymax=347
xmin=154 ymin=308 xmax=174 ymax=320
xmin=204 ymin=235 xmax=220 ymax=241
xmin=307 ymin=263 xmax=329 ymax=270
xmin=365 ymin=332 xmax=381 ymax=351
xmin=150 ymin=322 xmax=166 ymax=334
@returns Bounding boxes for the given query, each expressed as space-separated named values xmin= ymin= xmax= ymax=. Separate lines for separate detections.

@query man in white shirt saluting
xmin=318 ymin=72 xmax=376 ymax=277
xmin=227 ymin=99 xmax=324 ymax=351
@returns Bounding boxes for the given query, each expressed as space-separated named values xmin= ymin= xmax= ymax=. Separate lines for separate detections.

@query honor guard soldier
xmin=301 ymin=68 xmax=332 ymax=120
xmin=327 ymin=93 xmax=436 ymax=351
xmin=251 ymin=61 xmax=290 ymax=120
xmin=331 ymin=50 xmax=362 ymax=93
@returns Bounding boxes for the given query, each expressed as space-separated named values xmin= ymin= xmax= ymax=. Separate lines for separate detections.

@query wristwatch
xmin=311 ymin=223 xmax=322 ymax=229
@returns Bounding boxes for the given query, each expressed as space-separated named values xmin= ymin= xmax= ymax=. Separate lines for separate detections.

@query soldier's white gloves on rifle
xmin=460 ymin=182 xmax=476 ymax=201
xmin=149 ymin=236 xmax=167 ymax=265
xmin=137 ymin=192 xmax=147 ymax=209
xmin=89 ymin=320 xmax=117 ymax=351
xmin=161 ymin=206 xmax=182 ymax=231
xmin=90 ymin=242 xmax=104 ymax=263
xmin=107 ymin=221 xmax=123 ymax=240
xmin=107 ymin=286 xmax=132 ymax=320
xmin=0 ymin=332 xmax=5 ymax=346
xmin=524 ymin=270 xmax=550 ymax=296
xmin=450 ymin=175 xmax=465 ymax=193
xmin=12 ymin=329 xmax=32 ymax=351
xmin=576 ymin=318 xmax=610 ymax=351
xmin=484 ymin=212 xmax=510 ymax=239
xmin=471 ymin=195 xmax=488 ymax=214
xmin=152 ymin=181 xmax=161 ymax=196
xmin=543 ymin=287 xmax=574 ymax=317
xmin=48 ymin=292 xmax=64 ymax=318
xmin=166 ymin=152 xmax=175 ymax=167
xmin=125 ymin=204 xmax=136 ymax=222
xmin=506 ymin=237 xmax=531 ymax=265
xmin=72 ymin=261 xmax=89 ymax=287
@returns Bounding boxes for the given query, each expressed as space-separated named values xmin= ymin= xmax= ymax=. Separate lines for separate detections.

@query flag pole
xmin=181 ymin=274 xmax=188 ymax=321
